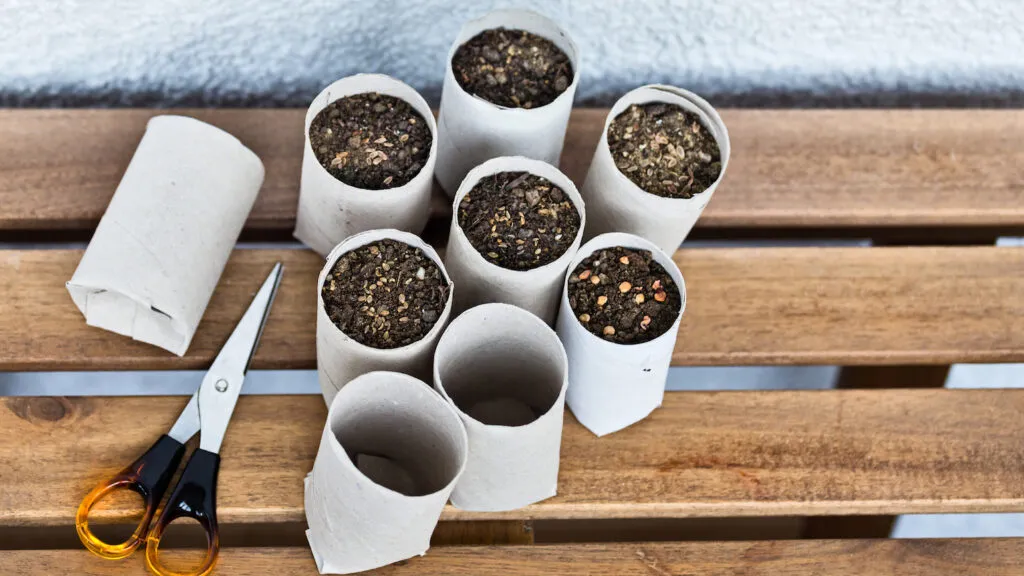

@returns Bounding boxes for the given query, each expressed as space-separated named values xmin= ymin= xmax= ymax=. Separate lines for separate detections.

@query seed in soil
xmin=451 ymin=28 xmax=574 ymax=109
xmin=309 ymin=92 xmax=432 ymax=190
xmin=567 ymin=246 xmax=682 ymax=344
xmin=322 ymin=239 xmax=450 ymax=349
xmin=458 ymin=171 xmax=580 ymax=271
xmin=607 ymin=102 xmax=722 ymax=199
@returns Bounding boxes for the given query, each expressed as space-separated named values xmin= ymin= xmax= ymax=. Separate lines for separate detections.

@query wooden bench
xmin=6 ymin=540 xmax=1024 ymax=575
xmin=3 ymin=246 xmax=1022 ymax=370
xmin=1 ymin=108 xmax=1022 ymax=574
xmin=2 ymin=109 xmax=1023 ymax=240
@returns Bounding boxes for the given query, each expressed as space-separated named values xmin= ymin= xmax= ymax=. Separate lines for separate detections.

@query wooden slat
xmin=1 ymin=246 xmax=1022 ymax=371
xmin=1 ymin=109 xmax=1022 ymax=233
xmin=836 ymin=366 xmax=952 ymax=389
xmin=5 ymin=540 xmax=1024 ymax=575
xmin=3 ymin=389 xmax=1023 ymax=528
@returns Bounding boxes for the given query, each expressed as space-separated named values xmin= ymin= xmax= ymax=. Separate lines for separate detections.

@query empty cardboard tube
xmin=66 ymin=115 xmax=265 ymax=356
xmin=433 ymin=303 xmax=568 ymax=511
xmin=580 ymin=85 xmax=731 ymax=255
xmin=316 ymin=229 xmax=454 ymax=406
xmin=443 ymin=156 xmax=585 ymax=324
xmin=305 ymin=371 xmax=469 ymax=574
xmin=556 ymin=233 xmax=686 ymax=437
xmin=435 ymin=9 xmax=580 ymax=196
xmin=295 ymin=74 xmax=438 ymax=256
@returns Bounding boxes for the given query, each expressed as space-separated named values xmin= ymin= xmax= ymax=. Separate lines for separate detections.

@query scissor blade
xmin=167 ymin=393 xmax=200 ymax=444
xmin=198 ymin=263 xmax=283 ymax=454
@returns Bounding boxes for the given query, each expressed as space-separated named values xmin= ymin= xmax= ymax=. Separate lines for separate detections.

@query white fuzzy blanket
xmin=1 ymin=0 xmax=1022 ymax=105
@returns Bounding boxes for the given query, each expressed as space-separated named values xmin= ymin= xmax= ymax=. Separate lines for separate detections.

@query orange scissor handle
xmin=145 ymin=448 xmax=221 ymax=576
xmin=76 ymin=435 xmax=186 ymax=560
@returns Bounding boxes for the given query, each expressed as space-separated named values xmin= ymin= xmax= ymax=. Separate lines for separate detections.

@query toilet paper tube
xmin=443 ymin=156 xmax=585 ymax=324
xmin=556 ymin=233 xmax=686 ymax=437
xmin=316 ymin=229 xmax=454 ymax=406
xmin=434 ymin=9 xmax=580 ymax=196
xmin=580 ymin=85 xmax=731 ymax=255
xmin=66 ymin=115 xmax=265 ymax=356
xmin=433 ymin=303 xmax=568 ymax=511
xmin=295 ymin=74 xmax=438 ymax=256
xmin=305 ymin=371 xmax=468 ymax=574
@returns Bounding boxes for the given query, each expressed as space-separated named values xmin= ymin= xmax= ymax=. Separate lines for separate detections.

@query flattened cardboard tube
xmin=305 ymin=371 xmax=468 ymax=574
xmin=556 ymin=233 xmax=686 ymax=437
xmin=434 ymin=303 xmax=568 ymax=511
xmin=435 ymin=9 xmax=580 ymax=195
xmin=444 ymin=156 xmax=585 ymax=324
xmin=66 ymin=115 xmax=265 ymax=356
xmin=580 ymin=85 xmax=731 ymax=255
xmin=317 ymin=229 xmax=454 ymax=406
xmin=295 ymin=74 xmax=438 ymax=256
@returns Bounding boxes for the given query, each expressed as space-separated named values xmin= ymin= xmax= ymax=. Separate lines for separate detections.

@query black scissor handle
xmin=145 ymin=448 xmax=221 ymax=576
xmin=76 ymin=434 xmax=186 ymax=559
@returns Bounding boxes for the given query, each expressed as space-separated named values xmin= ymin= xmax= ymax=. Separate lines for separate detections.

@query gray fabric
xmin=2 ymin=0 xmax=1023 ymax=107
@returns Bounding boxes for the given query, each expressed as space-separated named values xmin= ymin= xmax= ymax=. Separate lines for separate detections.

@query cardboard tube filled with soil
xmin=443 ymin=156 xmax=585 ymax=324
xmin=66 ymin=115 xmax=264 ymax=356
xmin=433 ymin=303 xmax=568 ymax=511
xmin=295 ymin=74 xmax=437 ymax=256
xmin=580 ymin=85 xmax=730 ymax=255
xmin=435 ymin=9 xmax=580 ymax=196
xmin=556 ymin=233 xmax=686 ymax=437
xmin=317 ymin=229 xmax=453 ymax=406
xmin=305 ymin=371 xmax=468 ymax=574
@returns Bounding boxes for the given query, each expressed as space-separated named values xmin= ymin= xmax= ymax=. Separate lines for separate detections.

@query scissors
xmin=76 ymin=263 xmax=283 ymax=576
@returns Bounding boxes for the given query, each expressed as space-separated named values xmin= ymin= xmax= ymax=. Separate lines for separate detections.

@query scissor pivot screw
xmin=215 ymin=378 xmax=229 ymax=392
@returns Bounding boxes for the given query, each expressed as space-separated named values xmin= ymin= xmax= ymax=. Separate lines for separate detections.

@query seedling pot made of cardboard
xmin=433 ymin=303 xmax=568 ymax=511
xmin=295 ymin=74 xmax=438 ymax=256
xmin=435 ymin=9 xmax=580 ymax=196
xmin=305 ymin=371 xmax=468 ymax=574
xmin=316 ymin=229 xmax=454 ymax=406
xmin=444 ymin=156 xmax=585 ymax=325
xmin=580 ymin=85 xmax=730 ymax=255
xmin=556 ymin=233 xmax=686 ymax=436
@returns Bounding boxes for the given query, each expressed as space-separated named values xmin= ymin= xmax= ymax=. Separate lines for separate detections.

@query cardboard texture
xmin=580 ymin=85 xmax=731 ymax=255
xmin=433 ymin=303 xmax=568 ymax=511
xmin=294 ymin=74 xmax=438 ymax=256
xmin=443 ymin=156 xmax=585 ymax=324
xmin=66 ymin=115 xmax=264 ymax=356
xmin=316 ymin=229 xmax=454 ymax=406
xmin=556 ymin=233 xmax=686 ymax=437
xmin=305 ymin=371 xmax=468 ymax=574
xmin=434 ymin=9 xmax=580 ymax=195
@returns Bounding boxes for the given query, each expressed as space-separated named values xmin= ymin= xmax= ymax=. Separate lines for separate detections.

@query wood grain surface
xmin=1 ymin=246 xmax=1022 ymax=372
xmin=4 ymin=540 xmax=1024 ymax=575
xmin=3 ymin=389 xmax=1023 ymax=528
xmin=1 ymin=109 xmax=1021 ymax=233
